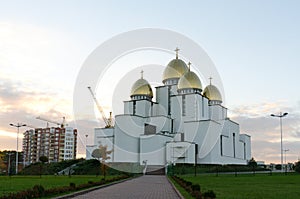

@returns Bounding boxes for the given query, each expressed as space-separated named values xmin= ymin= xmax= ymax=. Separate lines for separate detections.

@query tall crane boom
xmin=87 ymin=86 xmax=113 ymax=128
xmin=25 ymin=124 xmax=37 ymax=129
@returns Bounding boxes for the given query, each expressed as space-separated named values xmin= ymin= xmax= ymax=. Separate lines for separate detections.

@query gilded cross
xmin=175 ymin=47 xmax=180 ymax=59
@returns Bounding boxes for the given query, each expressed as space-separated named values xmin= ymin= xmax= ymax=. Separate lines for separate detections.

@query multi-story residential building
xmin=23 ymin=127 xmax=77 ymax=165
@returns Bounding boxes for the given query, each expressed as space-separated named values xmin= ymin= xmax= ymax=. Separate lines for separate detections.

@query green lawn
xmin=0 ymin=175 xmax=116 ymax=196
xmin=178 ymin=173 xmax=300 ymax=199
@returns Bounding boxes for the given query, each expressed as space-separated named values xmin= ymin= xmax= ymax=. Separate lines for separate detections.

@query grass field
xmin=0 ymin=175 xmax=116 ymax=197
xmin=178 ymin=173 xmax=300 ymax=199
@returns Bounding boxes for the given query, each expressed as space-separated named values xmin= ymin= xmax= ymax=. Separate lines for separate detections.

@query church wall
xmin=166 ymin=142 xmax=196 ymax=164
xmin=144 ymin=116 xmax=172 ymax=134
xmin=113 ymin=115 xmax=145 ymax=162
xmin=184 ymin=94 xmax=211 ymax=121
xmin=240 ymin=134 xmax=251 ymax=160
xmin=184 ymin=120 xmax=208 ymax=144
xmin=170 ymin=95 xmax=184 ymax=133
xmin=203 ymin=97 xmax=209 ymax=118
xmin=140 ymin=135 xmax=172 ymax=165
xmin=156 ymin=86 xmax=168 ymax=114
xmin=124 ymin=101 xmax=133 ymax=115
xmin=94 ymin=128 xmax=114 ymax=149
xmin=136 ymin=100 xmax=152 ymax=117
xmin=222 ymin=120 xmax=238 ymax=158
xmin=86 ymin=145 xmax=97 ymax=160
xmin=170 ymin=84 xmax=178 ymax=95
xmin=152 ymin=103 xmax=168 ymax=116
xmin=209 ymin=105 xmax=227 ymax=121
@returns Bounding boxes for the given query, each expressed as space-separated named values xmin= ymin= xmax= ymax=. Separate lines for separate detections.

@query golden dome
xmin=130 ymin=78 xmax=153 ymax=98
xmin=162 ymin=58 xmax=188 ymax=82
xmin=178 ymin=71 xmax=202 ymax=90
xmin=203 ymin=84 xmax=222 ymax=102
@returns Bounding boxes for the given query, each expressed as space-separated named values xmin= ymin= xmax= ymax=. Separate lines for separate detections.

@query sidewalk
xmin=71 ymin=175 xmax=182 ymax=199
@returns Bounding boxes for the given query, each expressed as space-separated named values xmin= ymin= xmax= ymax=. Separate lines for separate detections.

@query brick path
xmin=71 ymin=175 xmax=181 ymax=199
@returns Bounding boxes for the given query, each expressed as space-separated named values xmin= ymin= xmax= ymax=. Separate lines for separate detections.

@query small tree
xmin=92 ymin=145 xmax=112 ymax=179
xmin=248 ymin=157 xmax=257 ymax=174
xmin=92 ymin=149 xmax=101 ymax=176
xmin=39 ymin=156 xmax=48 ymax=178
xmin=39 ymin=156 xmax=48 ymax=164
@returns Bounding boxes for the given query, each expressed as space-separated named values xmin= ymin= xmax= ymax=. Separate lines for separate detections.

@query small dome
xmin=203 ymin=84 xmax=222 ymax=103
xmin=178 ymin=71 xmax=202 ymax=91
xmin=130 ymin=78 xmax=153 ymax=99
xmin=162 ymin=58 xmax=189 ymax=83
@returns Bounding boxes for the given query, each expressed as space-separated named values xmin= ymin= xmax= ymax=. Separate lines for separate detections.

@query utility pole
xmin=271 ymin=112 xmax=288 ymax=172
xmin=10 ymin=123 xmax=26 ymax=174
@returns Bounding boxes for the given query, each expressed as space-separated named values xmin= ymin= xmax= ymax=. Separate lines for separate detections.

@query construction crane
xmin=25 ymin=124 xmax=38 ymax=129
xmin=87 ymin=86 xmax=113 ymax=128
xmin=36 ymin=116 xmax=66 ymax=128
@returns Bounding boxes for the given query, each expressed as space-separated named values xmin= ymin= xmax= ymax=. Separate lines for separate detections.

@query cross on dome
xmin=175 ymin=47 xmax=180 ymax=59
xmin=209 ymin=77 xmax=213 ymax=85
xmin=141 ymin=70 xmax=144 ymax=79
xmin=188 ymin=62 xmax=191 ymax=71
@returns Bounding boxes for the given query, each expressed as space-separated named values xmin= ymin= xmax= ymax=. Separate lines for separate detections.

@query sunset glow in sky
xmin=1 ymin=0 xmax=300 ymax=163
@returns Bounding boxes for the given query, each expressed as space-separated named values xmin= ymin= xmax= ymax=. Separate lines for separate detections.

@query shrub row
xmin=0 ymin=175 xmax=130 ymax=199
xmin=171 ymin=175 xmax=216 ymax=199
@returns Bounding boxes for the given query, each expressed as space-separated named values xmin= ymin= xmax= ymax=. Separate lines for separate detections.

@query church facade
xmin=86 ymin=50 xmax=251 ymax=167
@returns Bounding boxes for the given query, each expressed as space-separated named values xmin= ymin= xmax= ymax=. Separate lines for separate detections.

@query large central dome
xmin=162 ymin=49 xmax=188 ymax=84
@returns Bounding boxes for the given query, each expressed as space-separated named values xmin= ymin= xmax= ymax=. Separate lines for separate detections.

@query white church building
xmin=87 ymin=50 xmax=251 ymax=168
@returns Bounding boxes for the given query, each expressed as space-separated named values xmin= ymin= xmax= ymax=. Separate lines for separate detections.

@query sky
xmin=0 ymin=0 xmax=300 ymax=164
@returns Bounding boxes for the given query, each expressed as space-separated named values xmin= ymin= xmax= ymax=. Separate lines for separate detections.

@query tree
xmin=295 ymin=161 xmax=300 ymax=173
xmin=39 ymin=156 xmax=48 ymax=178
xmin=92 ymin=145 xmax=112 ymax=179
xmin=39 ymin=156 xmax=48 ymax=164
xmin=92 ymin=149 xmax=101 ymax=161
xmin=0 ymin=153 xmax=6 ymax=174
xmin=248 ymin=157 xmax=257 ymax=174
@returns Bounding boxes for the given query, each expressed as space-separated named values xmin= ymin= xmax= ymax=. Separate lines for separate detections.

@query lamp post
xmin=10 ymin=123 xmax=26 ymax=174
xmin=270 ymin=112 xmax=288 ymax=172
xmin=85 ymin=134 xmax=88 ymax=146
xmin=85 ymin=134 xmax=88 ymax=159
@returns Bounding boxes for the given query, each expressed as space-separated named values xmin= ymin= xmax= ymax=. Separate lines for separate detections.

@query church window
xmin=233 ymin=133 xmax=236 ymax=158
xmin=182 ymin=95 xmax=186 ymax=116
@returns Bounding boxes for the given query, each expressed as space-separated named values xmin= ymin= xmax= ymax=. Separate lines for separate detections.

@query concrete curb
xmin=53 ymin=176 xmax=138 ymax=199
xmin=166 ymin=176 xmax=185 ymax=199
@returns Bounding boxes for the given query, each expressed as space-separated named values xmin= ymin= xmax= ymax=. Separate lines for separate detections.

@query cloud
xmin=0 ymin=77 xmax=104 ymax=158
xmin=0 ymin=77 xmax=73 ymax=144
xmin=230 ymin=101 xmax=300 ymax=163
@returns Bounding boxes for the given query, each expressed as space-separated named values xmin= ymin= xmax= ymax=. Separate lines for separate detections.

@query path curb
xmin=166 ymin=176 xmax=184 ymax=199
xmin=53 ymin=176 xmax=138 ymax=199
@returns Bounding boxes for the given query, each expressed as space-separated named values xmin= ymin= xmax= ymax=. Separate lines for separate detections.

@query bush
xmin=32 ymin=184 xmax=45 ymax=196
xmin=203 ymin=190 xmax=216 ymax=199
xmin=191 ymin=184 xmax=201 ymax=191
xmin=69 ymin=182 xmax=76 ymax=189
xmin=0 ymin=175 xmax=130 ymax=199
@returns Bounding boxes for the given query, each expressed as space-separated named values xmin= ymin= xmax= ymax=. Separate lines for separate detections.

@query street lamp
xmin=270 ymin=112 xmax=288 ymax=172
xmin=10 ymin=123 xmax=26 ymax=174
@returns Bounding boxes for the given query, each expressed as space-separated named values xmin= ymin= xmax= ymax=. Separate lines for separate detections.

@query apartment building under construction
xmin=23 ymin=127 xmax=77 ymax=165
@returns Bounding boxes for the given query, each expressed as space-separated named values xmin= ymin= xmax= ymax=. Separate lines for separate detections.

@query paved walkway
xmin=71 ymin=175 xmax=181 ymax=199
